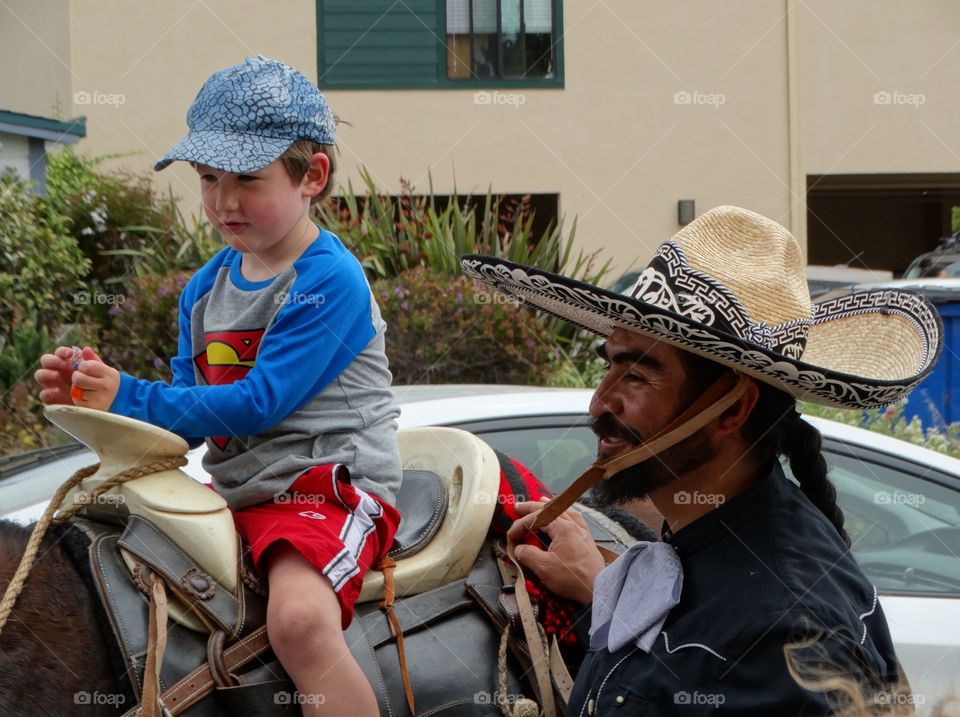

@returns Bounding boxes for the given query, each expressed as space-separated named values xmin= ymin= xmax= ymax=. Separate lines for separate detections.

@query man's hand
xmin=35 ymin=346 xmax=79 ymax=405
xmin=507 ymin=500 xmax=605 ymax=606
xmin=70 ymin=347 xmax=120 ymax=411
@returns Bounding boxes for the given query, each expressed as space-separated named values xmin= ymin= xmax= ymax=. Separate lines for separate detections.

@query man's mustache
xmin=590 ymin=414 xmax=644 ymax=446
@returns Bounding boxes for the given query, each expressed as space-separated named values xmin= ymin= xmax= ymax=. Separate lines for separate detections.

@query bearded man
xmin=461 ymin=206 xmax=941 ymax=715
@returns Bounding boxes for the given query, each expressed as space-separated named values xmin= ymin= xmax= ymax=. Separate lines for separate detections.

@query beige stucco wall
xmin=0 ymin=0 xmax=73 ymax=118
xmin=798 ymin=0 xmax=960 ymax=175
xmin=324 ymin=1 xmax=794 ymax=273
xmin=64 ymin=0 xmax=960 ymax=274
xmin=67 ymin=0 xmax=318 ymax=221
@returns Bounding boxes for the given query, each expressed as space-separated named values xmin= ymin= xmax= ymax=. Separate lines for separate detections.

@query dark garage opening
xmin=807 ymin=174 xmax=960 ymax=276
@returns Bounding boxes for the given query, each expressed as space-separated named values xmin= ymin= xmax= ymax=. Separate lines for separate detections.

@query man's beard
xmin=589 ymin=413 xmax=716 ymax=505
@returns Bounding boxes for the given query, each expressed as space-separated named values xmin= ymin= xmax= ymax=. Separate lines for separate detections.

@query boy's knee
xmin=267 ymin=591 xmax=343 ymax=652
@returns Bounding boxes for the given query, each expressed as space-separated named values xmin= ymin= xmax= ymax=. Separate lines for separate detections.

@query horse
xmin=0 ymin=405 xmax=644 ymax=717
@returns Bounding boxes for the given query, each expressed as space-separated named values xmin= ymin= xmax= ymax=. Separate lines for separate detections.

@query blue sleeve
xmin=110 ymin=251 xmax=375 ymax=440
xmin=169 ymin=272 xmax=202 ymax=447
xmin=170 ymin=276 xmax=198 ymax=390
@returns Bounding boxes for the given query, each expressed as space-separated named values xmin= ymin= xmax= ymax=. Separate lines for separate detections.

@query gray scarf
xmin=589 ymin=541 xmax=683 ymax=653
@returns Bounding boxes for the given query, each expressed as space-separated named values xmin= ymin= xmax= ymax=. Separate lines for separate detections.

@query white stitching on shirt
xmin=594 ymin=648 xmax=639 ymax=715
xmin=578 ymin=689 xmax=591 ymax=717
xmin=858 ymin=585 xmax=879 ymax=645
xmin=662 ymin=631 xmax=727 ymax=661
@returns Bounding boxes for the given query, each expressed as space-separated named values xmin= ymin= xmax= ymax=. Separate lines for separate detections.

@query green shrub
xmin=115 ymin=191 xmax=221 ymax=276
xmin=374 ymin=267 xmax=562 ymax=385
xmin=0 ymin=382 xmax=64 ymax=454
xmin=315 ymin=168 xmax=609 ymax=361
xmin=546 ymin=353 xmax=606 ymax=389
xmin=99 ymin=271 xmax=191 ymax=382
xmin=801 ymin=401 xmax=960 ymax=459
xmin=0 ymin=172 xmax=90 ymax=350
xmin=46 ymin=147 xmax=167 ymax=294
xmin=316 ymin=168 xmax=607 ymax=281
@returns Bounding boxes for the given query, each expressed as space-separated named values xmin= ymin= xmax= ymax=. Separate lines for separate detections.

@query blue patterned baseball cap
xmin=155 ymin=55 xmax=335 ymax=173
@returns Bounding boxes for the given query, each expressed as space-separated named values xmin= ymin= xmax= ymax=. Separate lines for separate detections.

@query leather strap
xmin=495 ymin=556 xmax=526 ymax=633
xmin=596 ymin=545 xmax=621 ymax=565
xmin=120 ymin=627 xmax=272 ymax=716
xmin=549 ymin=635 xmax=574 ymax=706
xmin=508 ymin=551 xmax=557 ymax=716
xmin=118 ymin=515 xmax=240 ymax=636
xmin=140 ymin=571 xmax=169 ymax=717
xmin=378 ymin=556 xmax=415 ymax=715
xmin=530 ymin=371 xmax=750 ymax=531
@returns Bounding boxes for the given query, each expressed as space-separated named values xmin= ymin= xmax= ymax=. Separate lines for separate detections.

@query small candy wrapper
xmin=70 ymin=346 xmax=84 ymax=402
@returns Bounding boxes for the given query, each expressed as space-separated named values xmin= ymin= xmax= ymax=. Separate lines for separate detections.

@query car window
xmin=797 ymin=450 xmax=960 ymax=596
xmin=469 ymin=424 xmax=597 ymax=494
xmin=0 ymin=445 xmax=94 ymax=517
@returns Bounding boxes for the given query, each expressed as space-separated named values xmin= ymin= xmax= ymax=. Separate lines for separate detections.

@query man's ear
xmin=301 ymin=152 xmax=331 ymax=199
xmin=714 ymin=376 xmax=760 ymax=437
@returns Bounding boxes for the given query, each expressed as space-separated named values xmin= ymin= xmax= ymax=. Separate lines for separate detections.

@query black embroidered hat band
xmin=462 ymin=205 xmax=942 ymax=409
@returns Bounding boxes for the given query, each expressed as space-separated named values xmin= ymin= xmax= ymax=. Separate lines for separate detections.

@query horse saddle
xmin=66 ymin=463 xmax=462 ymax=716
xmin=46 ymin=404 xmax=502 ymax=627
xmin=47 ymin=406 xmax=638 ymax=716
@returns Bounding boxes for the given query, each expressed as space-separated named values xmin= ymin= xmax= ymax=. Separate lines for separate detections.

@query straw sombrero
xmin=462 ymin=206 xmax=942 ymax=409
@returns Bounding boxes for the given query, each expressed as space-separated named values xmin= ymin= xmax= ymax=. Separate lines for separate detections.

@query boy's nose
xmin=214 ymin=185 xmax=239 ymax=212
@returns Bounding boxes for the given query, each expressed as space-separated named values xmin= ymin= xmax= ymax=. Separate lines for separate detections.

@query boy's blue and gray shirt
xmin=110 ymin=228 xmax=402 ymax=510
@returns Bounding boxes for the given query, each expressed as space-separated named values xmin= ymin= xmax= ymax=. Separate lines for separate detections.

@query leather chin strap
xmin=529 ymin=371 xmax=751 ymax=532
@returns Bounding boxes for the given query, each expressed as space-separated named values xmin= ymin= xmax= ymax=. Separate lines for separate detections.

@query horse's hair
xmin=678 ymin=353 xmax=850 ymax=547
xmin=577 ymin=496 xmax=657 ymax=543
xmin=0 ymin=520 xmax=123 ymax=716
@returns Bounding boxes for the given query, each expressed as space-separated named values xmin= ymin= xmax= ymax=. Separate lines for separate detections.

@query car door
xmin=818 ymin=438 xmax=960 ymax=710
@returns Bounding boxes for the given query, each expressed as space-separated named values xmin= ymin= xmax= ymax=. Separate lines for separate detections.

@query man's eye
xmin=625 ymin=373 xmax=645 ymax=383
xmin=199 ymin=174 xmax=216 ymax=182
xmin=238 ymin=175 xmax=258 ymax=182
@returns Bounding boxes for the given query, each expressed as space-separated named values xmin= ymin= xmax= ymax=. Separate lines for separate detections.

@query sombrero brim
xmin=461 ymin=255 xmax=943 ymax=409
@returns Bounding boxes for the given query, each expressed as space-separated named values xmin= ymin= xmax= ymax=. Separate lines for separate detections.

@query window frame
xmin=316 ymin=0 xmax=564 ymax=90
xmin=442 ymin=0 xmax=565 ymax=87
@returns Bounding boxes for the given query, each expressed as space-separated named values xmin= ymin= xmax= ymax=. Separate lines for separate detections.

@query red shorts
xmin=230 ymin=464 xmax=400 ymax=628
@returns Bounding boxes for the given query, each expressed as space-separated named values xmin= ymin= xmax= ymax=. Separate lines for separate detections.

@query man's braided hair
xmin=679 ymin=351 xmax=850 ymax=547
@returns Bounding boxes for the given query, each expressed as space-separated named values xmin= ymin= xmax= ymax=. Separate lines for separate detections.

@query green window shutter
xmin=317 ymin=0 xmax=443 ymax=88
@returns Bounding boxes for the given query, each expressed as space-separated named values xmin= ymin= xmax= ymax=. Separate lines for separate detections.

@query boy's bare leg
xmin=265 ymin=543 xmax=378 ymax=716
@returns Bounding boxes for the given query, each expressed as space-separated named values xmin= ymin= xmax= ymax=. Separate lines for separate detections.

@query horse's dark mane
xmin=0 ymin=518 xmax=31 ymax=549
xmin=0 ymin=519 xmax=123 ymax=716
xmin=576 ymin=496 xmax=658 ymax=542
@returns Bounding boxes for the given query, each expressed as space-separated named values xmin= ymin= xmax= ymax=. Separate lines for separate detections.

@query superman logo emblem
xmin=195 ymin=329 xmax=264 ymax=450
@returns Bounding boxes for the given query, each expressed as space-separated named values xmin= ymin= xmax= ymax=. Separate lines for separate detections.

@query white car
xmin=2 ymin=385 xmax=959 ymax=711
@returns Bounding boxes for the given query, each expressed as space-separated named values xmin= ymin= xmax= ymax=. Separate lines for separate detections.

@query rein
xmin=0 ymin=456 xmax=188 ymax=641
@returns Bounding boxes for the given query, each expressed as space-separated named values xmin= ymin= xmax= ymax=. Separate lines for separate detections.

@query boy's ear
xmin=302 ymin=152 xmax=331 ymax=199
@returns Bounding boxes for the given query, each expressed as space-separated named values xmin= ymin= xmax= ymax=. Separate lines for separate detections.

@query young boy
xmin=35 ymin=56 xmax=401 ymax=716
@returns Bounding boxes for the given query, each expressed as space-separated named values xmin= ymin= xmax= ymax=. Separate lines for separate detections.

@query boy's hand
xmin=71 ymin=347 xmax=120 ymax=411
xmin=35 ymin=346 xmax=79 ymax=405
